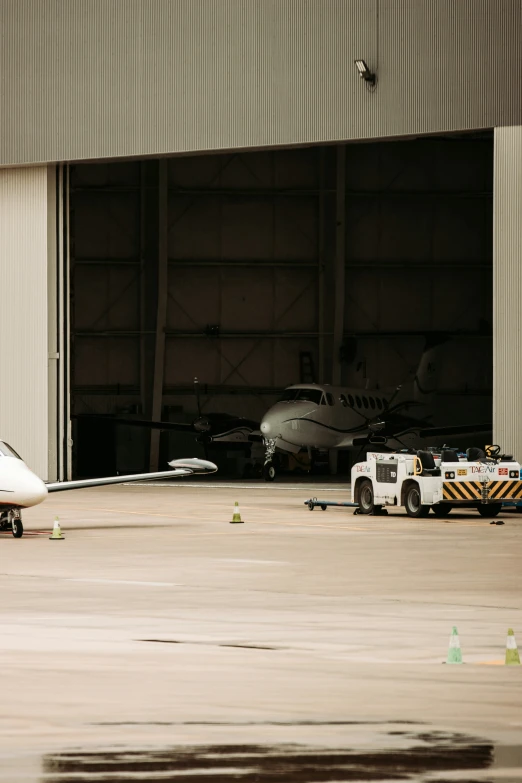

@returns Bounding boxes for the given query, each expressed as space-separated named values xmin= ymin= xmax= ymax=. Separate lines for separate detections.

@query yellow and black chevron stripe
xmin=443 ymin=480 xmax=522 ymax=502
xmin=487 ymin=480 xmax=522 ymax=500
xmin=443 ymin=481 xmax=482 ymax=501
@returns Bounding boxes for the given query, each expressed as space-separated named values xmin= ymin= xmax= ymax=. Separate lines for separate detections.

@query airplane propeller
xmin=349 ymin=384 xmax=418 ymax=460
xmin=73 ymin=376 xmax=259 ymax=459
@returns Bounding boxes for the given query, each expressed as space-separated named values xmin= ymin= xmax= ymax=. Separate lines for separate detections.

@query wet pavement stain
xmin=140 ymin=638 xmax=278 ymax=650
xmin=41 ymin=729 xmax=494 ymax=782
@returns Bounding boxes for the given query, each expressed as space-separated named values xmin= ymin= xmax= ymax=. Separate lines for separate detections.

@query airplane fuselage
xmin=0 ymin=450 xmax=48 ymax=509
xmin=260 ymin=385 xmax=391 ymax=451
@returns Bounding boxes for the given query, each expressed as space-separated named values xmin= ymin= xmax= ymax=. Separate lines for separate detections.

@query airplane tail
xmin=413 ymin=335 xmax=450 ymax=403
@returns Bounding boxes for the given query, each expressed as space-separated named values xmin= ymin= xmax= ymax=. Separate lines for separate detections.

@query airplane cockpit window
xmin=362 ymin=397 xmax=369 ymax=409
xmin=326 ymin=393 xmax=334 ymax=406
xmin=280 ymin=388 xmax=323 ymax=404
xmin=297 ymin=389 xmax=323 ymax=404
xmin=376 ymin=398 xmax=383 ymax=410
xmin=0 ymin=441 xmax=22 ymax=459
xmin=279 ymin=389 xmax=298 ymax=402
xmin=340 ymin=394 xmax=349 ymax=407
xmin=355 ymin=395 xmax=362 ymax=407
xmin=369 ymin=397 xmax=375 ymax=410
xmin=348 ymin=394 xmax=355 ymax=407
xmin=320 ymin=394 xmax=327 ymax=405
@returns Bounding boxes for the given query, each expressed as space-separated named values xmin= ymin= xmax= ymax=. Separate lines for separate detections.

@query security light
xmin=354 ymin=59 xmax=376 ymax=86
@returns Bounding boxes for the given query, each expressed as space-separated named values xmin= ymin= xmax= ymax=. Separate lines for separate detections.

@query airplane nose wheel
xmin=263 ymin=462 xmax=276 ymax=481
xmin=263 ymin=438 xmax=277 ymax=481
xmin=12 ymin=518 xmax=23 ymax=538
xmin=9 ymin=511 xmax=23 ymax=538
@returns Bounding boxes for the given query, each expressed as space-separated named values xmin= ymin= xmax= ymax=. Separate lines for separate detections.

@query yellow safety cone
xmin=505 ymin=628 xmax=521 ymax=665
xmin=230 ymin=501 xmax=243 ymax=524
xmin=446 ymin=626 xmax=463 ymax=664
xmin=49 ymin=517 xmax=64 ymax=540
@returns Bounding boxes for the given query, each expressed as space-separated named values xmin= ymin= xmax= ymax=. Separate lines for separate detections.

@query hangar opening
xmin=69 ymin=133 xmax=493 ymax=478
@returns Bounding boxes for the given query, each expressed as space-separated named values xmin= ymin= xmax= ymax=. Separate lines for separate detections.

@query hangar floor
xmin=1 ymin=482 xmax=521 ymax=781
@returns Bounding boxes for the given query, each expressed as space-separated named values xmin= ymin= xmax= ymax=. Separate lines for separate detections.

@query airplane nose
xmin=260 ymin=421 xmax=271 ymax=434
xmin=15 ymin=470 xmax=48 ymax=508
xmin=24 ymin=475 xmax=48 ymax=507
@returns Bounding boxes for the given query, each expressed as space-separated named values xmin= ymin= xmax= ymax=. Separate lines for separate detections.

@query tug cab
xmin=351 ymin=445 xmax=522 ymax=518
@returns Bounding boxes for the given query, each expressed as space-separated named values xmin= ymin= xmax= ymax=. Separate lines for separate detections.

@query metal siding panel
xmin=1 ymin=0 xmax=521 ymax=166
xmin=493 ymin=126 xmax=522 ymax=459
xmin=0 ymin=167 xmax=49 ymax=477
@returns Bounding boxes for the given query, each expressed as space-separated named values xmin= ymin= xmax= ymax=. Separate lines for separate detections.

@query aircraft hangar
xmin=3 ymin=4 xmax=522 ymax=775
xmin=0 ymin=1 xmax=521 ymax=482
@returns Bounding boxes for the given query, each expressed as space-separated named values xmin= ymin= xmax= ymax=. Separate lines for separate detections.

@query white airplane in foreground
xmin=0 ymin=441 xmax=217 ymax=538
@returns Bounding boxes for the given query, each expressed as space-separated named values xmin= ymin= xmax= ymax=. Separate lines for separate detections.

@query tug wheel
xmin=404 ymin=484 xmax=430 ymax=518
xmin=477 ymin=504 xmax=502 ymax=518
xmin=358 ymin=480 xmax=381 ymax=515
xmin=432 ymin=504 xmax=453 ymax=517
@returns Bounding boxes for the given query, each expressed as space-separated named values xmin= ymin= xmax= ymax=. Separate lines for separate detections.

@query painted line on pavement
xmin=67 ymin=578 xmax=182 ymax=587
xmin=52 ymin=505 xmax=367 ymax=530
xmin=123 ymin=482 xmax=351 ymax=492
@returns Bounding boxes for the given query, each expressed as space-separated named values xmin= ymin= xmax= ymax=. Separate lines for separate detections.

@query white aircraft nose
xmin=21 ymin=475 xmax=48 ymax=508
xmin=14 ymin=466 xmax=48 ymax=508
xmin=260 ymin=421 xmax=271 ymax=434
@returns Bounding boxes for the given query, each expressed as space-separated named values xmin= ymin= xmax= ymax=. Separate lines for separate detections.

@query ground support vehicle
xmin=351 ymin=448 xmax=522 ymax=518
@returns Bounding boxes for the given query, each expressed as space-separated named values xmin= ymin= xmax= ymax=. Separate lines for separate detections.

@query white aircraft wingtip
xmin=168 ymin=458 xmax=218 ymax=473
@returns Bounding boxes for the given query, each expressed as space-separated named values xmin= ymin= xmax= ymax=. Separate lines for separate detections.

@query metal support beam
xmin=332 ymin=146 xmax=346 ymax=388
xmin=149 ymin=161 xmax=168 ymax=472
xmin=329 ymin=146 xmax=346 ymax=477
xmin=318 ymin=147 xmax=326 ymax=383
xmin=70 ymin=185 xmax=493 ymax=199
xmin=73 ymin=257 xmax=491 ymax=269
xmin=47 ymin=165 xmax=59 ymax=482
xmin=139 ymin=162 xmax=147 ymax=418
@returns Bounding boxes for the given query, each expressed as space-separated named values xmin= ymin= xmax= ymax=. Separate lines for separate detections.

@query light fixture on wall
xmin=354 ymin=59 xmax=376 ymax=87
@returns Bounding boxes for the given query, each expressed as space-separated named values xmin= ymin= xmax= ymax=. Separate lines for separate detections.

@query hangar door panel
xmin=0 ymin=167 xmax=57 ymax=480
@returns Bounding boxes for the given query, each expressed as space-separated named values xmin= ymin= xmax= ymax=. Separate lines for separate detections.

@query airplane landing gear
xmin=11 ymin=516 xmax=23 ymax=538
xmin=1 ymin=510 xmax=23 ymax=538
xmin=263 ymin=461 xmax=277 ymax=481
xmin=263 ymin=437 xmax=277 ymax=482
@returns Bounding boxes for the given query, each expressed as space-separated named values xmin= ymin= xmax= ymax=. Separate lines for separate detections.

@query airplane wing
xmin=45 ymin=458 xmax=217 ymax=492
xmin=396 ymin=422 xmax=492 ymax=439
xmin=74 ymin=414 xmax=195 ymax=432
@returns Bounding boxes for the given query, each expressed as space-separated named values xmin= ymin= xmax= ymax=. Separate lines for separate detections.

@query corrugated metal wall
xmin=493 ymin=126 xmax=522 ymax=458
xmin=1 ymin=0 xmax=521 ymax=166
xmin=0 ymin=167 xmax=50 ymax=478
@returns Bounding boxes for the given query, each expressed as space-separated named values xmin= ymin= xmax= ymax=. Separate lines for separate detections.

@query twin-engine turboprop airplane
xmin=0 ymin=440 xmax=217 ymax=538
xmin=259 ymin=341 xmax=491 ymax=480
